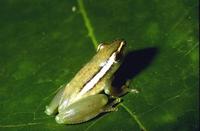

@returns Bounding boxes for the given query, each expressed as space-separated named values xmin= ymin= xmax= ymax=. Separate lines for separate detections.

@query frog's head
xmin=96 ymin=40 xmax=126 ymax=63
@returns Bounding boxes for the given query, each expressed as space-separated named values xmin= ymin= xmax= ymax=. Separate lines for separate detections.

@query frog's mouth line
xmin=117 ymin=41 xmax=126 ymax=53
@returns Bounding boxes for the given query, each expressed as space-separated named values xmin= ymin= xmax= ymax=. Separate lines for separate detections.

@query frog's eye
xmin=114 ymin=52 xmax=123 ymax=62
xmin=97 ymin=43 xmax=105 ymax=52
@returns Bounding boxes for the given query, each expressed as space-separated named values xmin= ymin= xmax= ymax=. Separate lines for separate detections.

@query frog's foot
xmin=120 ymin=81 xmax=140 ymax=95
xmin=128 ymin=88 xmax=139 ymax=94
xmin=103 ymin=107 xmax=118 ymax=112
xmin=122 ymin=84 xmax=139 ymax=94
xmin=102 ymin=98 xmax=121 ymax=112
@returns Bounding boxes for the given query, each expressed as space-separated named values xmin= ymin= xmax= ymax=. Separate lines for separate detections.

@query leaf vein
xmin=77 ymin=0 xmax=98 ymax=49
xmin=120 ymin=103 xmax=147 ymax=131
xmin=0 ymin=122 xmax=41 ymax=128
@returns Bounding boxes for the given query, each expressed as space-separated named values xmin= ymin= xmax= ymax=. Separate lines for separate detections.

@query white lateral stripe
xmin=79 ymin=53 xmax=116 ymax=96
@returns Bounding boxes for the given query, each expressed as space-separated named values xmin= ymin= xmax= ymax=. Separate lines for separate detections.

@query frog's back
xmin=58 ymin=40 xmax=125 ymax=111
xmin=60 ymin=51 xmax=110 ymax=107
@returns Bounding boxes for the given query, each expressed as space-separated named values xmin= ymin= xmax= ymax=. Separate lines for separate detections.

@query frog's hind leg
xmin=102 ymin=97 xmax=121 ymax=112
xmin=55 ymin=94 xmax=109 ymax=124
xmin=45 ymin=85 xmax=65 ymax=115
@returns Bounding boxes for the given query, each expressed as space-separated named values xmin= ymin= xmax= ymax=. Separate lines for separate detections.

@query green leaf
xmin=0 ymin=0 xmax=198 ymax=130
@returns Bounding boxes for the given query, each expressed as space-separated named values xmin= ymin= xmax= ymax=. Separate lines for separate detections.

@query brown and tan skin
xmin=45 ymin=40 xmax=127 ymax=124
xmin=58 ymin=40 xmax=126 ymax=112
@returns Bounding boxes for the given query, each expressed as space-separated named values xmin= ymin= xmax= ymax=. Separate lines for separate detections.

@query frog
xmin=45 ymin=40 xmax=135 ymax=124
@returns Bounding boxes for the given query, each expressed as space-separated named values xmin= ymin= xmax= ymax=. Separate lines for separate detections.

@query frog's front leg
xmin=55 ymin=94 xmax=118 ymax=124
xmin=104 ymin=79 xmax=139 ymax=97
xmin=45 ymin=85 xmax=65 ymax=115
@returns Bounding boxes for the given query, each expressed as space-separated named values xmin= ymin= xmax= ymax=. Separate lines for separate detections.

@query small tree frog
xmin=45 ymin=40 xmax=133 ymax=124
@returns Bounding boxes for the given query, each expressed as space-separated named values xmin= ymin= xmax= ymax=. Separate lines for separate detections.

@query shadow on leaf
xmin=112 ymin=47 xmax=159 ymax=89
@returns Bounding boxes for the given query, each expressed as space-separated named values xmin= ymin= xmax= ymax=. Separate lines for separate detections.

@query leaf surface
xmin=0 ymin=0 xmax=198 ymax=130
